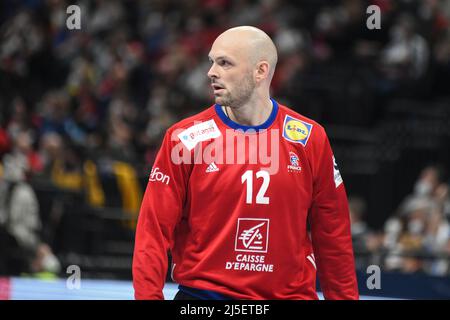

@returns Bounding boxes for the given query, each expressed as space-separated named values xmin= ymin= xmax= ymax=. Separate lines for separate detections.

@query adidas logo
xmin=206 ymin=162 xmax=219 ymax=173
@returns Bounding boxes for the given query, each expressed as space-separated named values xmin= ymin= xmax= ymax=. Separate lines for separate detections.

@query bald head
xmin=207 ymin=26 xmax=278 ymax=107
xmin=213 ymin=26 xmax=278 ymax=79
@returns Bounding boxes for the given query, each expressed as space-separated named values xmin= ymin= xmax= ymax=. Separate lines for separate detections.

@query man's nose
xmin=207 ymin=64 xmax=218 ymax=79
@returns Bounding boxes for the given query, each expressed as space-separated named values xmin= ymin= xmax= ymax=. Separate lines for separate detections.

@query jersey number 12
xmin=241 ymin=170 xmax=270 ymax=204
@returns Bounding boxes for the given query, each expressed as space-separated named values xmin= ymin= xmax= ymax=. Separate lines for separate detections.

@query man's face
xmin=207 ymin=39 xmax=256 ymax=107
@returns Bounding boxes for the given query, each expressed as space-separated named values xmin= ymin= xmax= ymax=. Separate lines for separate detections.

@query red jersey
xmin=133 ymin=99 xmax=359 ymax=300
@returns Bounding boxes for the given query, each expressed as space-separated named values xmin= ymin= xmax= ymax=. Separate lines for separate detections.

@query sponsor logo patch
xmin=225 ymin=218 xmax=274 ymax=272
xmin=149 ymin=167 xmax=170 ymax=185
xmin=177 ymin=119 xmax=221 ymax=151
xmin=235 ymin=218 xmax=269 ymax=253
xmin=333 ymin=155 xmax=343 ymax=188
xmin=282 ymin=115 xmax=313 ymax=146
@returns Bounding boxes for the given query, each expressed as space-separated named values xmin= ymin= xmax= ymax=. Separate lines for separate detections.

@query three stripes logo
xmin=206 ymin=162 xmax=219 ymax=173
xmin=307 ymin=253 xmax=316 ymax=270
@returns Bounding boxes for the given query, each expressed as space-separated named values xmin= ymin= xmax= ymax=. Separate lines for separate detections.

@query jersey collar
xmin=214 ymin=98 xmax=279 ymax=131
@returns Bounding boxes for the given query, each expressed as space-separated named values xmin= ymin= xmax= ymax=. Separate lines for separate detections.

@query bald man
xmin=208 ymin=26 xmax=277 ymax=124
xmin=133 ymin=26 xmax=359 ymax=300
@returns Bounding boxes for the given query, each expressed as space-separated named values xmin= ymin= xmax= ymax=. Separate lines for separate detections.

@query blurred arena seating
xmin=0 ymin=0 xmax=449 ymax=288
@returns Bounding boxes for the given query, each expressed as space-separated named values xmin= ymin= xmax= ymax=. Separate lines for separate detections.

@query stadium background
xmin=0 ymin=0 xmax=449 ymax=299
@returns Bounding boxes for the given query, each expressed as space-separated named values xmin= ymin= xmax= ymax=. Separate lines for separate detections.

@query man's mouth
xmin=211 ymin=83 xmax=225 ymax=92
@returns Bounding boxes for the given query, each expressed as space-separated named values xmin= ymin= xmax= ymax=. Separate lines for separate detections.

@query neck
xmin=224 ymin=95 xmax=273 ymax=127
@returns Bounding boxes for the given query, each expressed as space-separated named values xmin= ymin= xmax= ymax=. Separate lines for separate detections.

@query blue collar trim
xmin=214 ymin=98 xmax=279 ymax=131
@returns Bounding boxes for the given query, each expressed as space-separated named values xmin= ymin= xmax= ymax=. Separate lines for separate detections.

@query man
xmin=0 ymin=152 xmax=60 ymax=275
xmin=133 ymin=26 xmax=359 ymax=300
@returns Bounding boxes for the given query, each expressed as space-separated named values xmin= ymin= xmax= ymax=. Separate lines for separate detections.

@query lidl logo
xmin=282 ymin=115 xmax=313 ymax=146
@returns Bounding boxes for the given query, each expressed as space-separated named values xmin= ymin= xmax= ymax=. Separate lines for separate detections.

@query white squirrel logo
xmin=238 ymin=222 xmax=266 ymax=250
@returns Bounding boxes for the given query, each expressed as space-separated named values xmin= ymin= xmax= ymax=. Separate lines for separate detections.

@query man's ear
xmin=255 ymin=61 xmax=270 ymax=82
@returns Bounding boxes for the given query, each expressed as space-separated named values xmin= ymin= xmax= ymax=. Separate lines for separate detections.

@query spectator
xmin=404 ymin=165 xmax=449 ymax=217
xmin=382 ymin=165 xmax=450 ymax=274
xmin=348 ymin=196 xmax=374 ymax=269
xmin=383 ymin=197 xmax=432 ymax=273
xmin=0 ymin=154 xmax=60 ymax=276
xmin=380 ymin=13 xmax=429 ymax=81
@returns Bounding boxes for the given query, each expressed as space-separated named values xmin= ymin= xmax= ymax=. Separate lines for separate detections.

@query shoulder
xmin=167 ymin=106 xmax=217 ymax=133
xmin=276 ymin=102 xmax=328 ymax=145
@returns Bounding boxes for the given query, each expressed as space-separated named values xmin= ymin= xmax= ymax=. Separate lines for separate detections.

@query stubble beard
xmin=215 ymin=73 xmax=256 ymax=109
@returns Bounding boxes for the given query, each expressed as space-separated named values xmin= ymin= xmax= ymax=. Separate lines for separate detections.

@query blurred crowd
xmin=1 ymin=0 xmax=450 ymax=277
xmin=350 ymin=164 xmax=450 ymax=276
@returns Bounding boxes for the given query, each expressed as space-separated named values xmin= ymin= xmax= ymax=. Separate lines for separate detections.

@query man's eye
xmin=219 ymin=60 xmax=230 ymax=66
